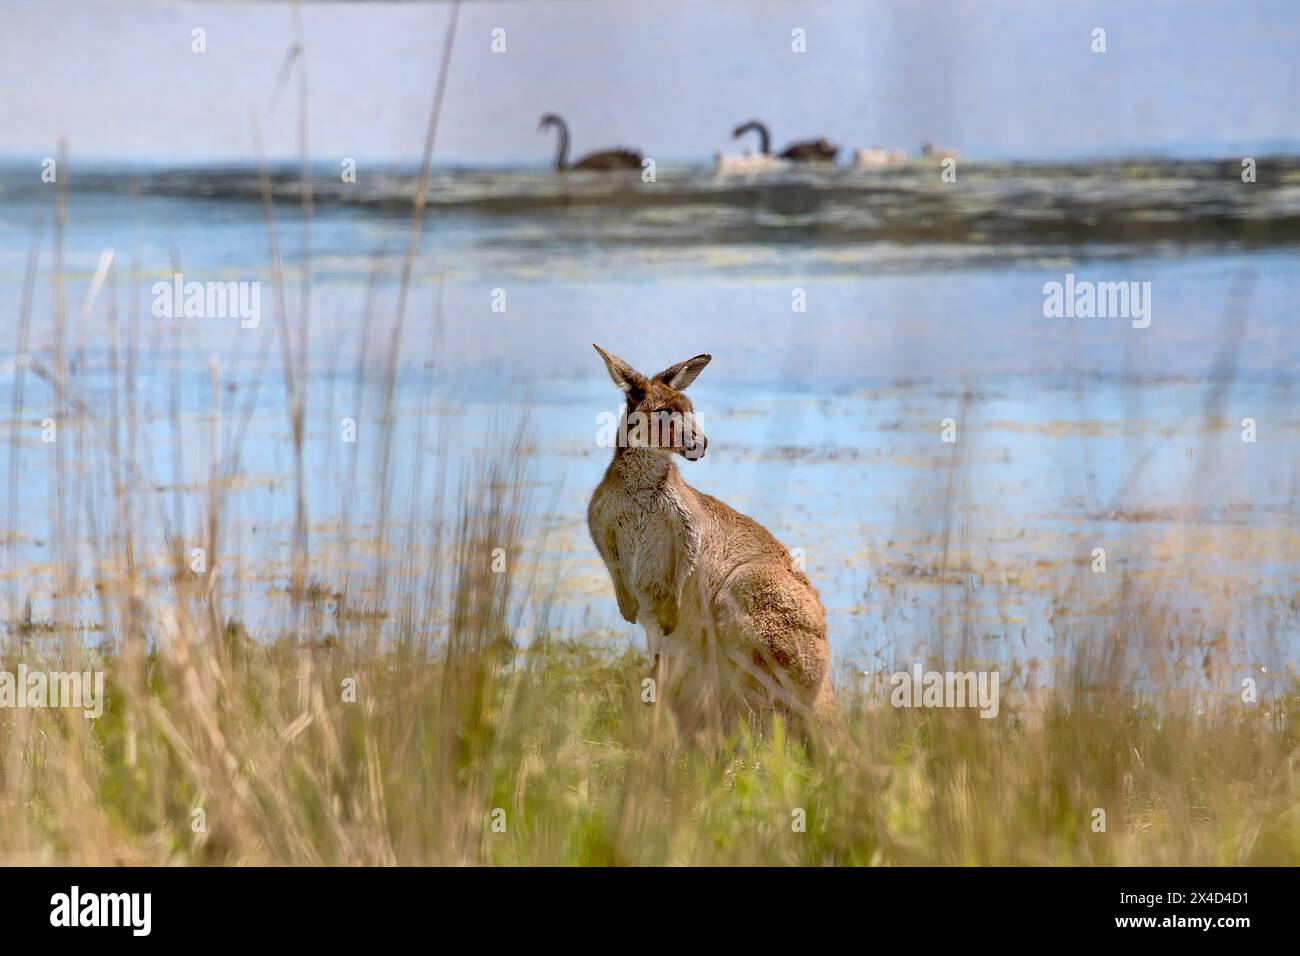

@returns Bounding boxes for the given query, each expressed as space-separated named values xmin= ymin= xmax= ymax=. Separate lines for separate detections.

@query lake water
xmin=1 ymin=156 xmax=1297 ymax=682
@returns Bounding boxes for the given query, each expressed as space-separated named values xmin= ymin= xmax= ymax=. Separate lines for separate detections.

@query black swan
xmin=539 ymin=113 xmax=642 ymax=171
xmin=732 ymin=120 xmax=838 ymax=162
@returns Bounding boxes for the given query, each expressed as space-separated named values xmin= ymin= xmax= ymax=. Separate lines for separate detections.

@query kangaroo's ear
xmin=593 ymin=344 xmax=648 ymax=398
xmin=653 ymin=353 xmax=711 ymax=391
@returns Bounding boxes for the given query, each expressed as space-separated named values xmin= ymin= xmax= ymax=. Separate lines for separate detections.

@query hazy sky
xmin=2 ymin=0 xmax=1298 ymax=164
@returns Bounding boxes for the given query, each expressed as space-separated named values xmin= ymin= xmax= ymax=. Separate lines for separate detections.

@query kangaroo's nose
xmin=686 ymin=434 xmax=707 ymax=460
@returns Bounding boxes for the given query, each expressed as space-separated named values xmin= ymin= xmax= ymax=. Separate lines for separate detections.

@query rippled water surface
xmin=1 ymin=157 xmax=1297 ymax=671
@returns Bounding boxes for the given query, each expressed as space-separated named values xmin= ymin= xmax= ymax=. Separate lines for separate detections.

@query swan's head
xmin=538 ymin=113 xmax=563 ymax=132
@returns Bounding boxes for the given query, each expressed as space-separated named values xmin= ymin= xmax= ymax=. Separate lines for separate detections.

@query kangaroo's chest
xmin=592 ymin=480 xmax=695 ymax=592
xmin=609 ymin=496 xmax=677 ymax=584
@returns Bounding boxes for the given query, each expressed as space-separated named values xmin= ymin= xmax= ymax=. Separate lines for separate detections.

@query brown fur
xmin=587 ymin=345 xmax=837 ymax=742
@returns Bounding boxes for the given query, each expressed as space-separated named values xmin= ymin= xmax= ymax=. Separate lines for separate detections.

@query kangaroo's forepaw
xmin=617 ymin=595 xmax=640 ymax=624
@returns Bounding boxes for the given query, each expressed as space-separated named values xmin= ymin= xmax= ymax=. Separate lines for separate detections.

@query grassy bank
xmin=2 ymin=629 xmax=1297 ymax=865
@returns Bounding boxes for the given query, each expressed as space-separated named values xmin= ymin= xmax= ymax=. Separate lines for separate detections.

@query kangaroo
xmin=586 ymin=345 xmax=837 ymax=741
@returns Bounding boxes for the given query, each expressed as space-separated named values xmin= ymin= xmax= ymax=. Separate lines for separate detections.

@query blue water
xmin=1 ymin=118 xmax=1298 ymax=689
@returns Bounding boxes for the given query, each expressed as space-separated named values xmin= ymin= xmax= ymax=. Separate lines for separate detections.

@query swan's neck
xmin=552 ymin=120 xmax=570 ymax=171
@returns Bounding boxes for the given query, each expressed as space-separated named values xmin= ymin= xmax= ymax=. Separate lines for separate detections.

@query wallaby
xmin=587 ymin=345 xmax=837 ymax=741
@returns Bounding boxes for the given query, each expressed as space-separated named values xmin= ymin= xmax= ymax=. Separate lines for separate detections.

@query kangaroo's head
xmin=593 ymin=344 xmax=711 ymax=461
